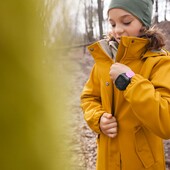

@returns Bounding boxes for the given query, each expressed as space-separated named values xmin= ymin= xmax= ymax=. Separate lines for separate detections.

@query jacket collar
xmin=116 ymin=36 xmax=149 ymax=62
xmin=88 ymin=36 xmax=168 ymax=62
xmin=116 ymin=36 xmax=169 ymax=62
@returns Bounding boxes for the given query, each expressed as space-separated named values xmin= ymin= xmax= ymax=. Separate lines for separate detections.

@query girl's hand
xmin=99 ymin=113 xmax=118 ymax=138
xmin=109 ymin=63 xmax=132 ymax=82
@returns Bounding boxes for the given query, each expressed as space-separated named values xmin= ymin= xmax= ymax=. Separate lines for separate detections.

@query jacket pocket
xmin=134 ymin=127 xmax=155 ymax=168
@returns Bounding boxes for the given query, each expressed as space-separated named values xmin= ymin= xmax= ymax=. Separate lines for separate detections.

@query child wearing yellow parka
xmin=81 ymin=0 xmax=170 ymax=169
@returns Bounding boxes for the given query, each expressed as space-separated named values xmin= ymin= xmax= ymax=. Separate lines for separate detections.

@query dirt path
xmin=67 ymin=48 xmax=97 ymax=170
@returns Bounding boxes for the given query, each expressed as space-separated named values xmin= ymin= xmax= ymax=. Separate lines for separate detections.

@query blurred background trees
xmin=47 ymin=0 xmax=170 ymax=48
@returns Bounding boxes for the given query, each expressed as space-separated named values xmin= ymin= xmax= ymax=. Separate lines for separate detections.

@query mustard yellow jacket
xmin=81 ymin=36 xmax=170 ymax=170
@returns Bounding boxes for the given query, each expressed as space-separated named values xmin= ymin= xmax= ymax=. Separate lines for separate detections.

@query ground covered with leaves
xmin=66 ymin=48 xmax=97 ymax=170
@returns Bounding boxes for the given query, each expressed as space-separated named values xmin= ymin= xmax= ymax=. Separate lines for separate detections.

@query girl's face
xmin=108 ymin=8 xmax=144 ymax=43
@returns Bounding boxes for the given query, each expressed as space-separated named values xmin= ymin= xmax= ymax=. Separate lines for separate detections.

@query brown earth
xmin=66 ymin=48 xmax=97 ymax=170
xmin=66 ymin=21 xmax=170 ymax=170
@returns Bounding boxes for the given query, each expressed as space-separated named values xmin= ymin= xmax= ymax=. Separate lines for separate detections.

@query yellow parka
xmin=81 ymin=36 xmax=170 ymax=170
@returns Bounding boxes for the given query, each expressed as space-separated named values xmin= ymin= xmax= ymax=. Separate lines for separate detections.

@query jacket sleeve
xmin=124 ymin=58 xmax=170 ymax=139
xmin=80 ymin=64 xmax=105 ymax=134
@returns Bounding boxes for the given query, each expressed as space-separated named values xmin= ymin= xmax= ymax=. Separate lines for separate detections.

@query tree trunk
xmin=97 ymin=0 xmax=103 ymax=39
xmin=153 ymin=0 xmax=158 ymax=24
xmin=84 ymin=0 xmax=88 ymax=42
xmin=84 ymin=0 xmax=94 ymax=42
xmin=88 ymin=0 xmax=94 ymax=42
xmin=164 ymin=0 xmax=168 ymax=21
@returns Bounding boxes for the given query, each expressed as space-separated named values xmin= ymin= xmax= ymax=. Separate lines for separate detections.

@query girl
xmin=81 ymin=0 xmax=170 ymax=169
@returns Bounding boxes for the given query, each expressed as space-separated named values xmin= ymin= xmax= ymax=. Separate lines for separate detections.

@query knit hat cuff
xmin=108 ymin=0 xmax=153 ymax=27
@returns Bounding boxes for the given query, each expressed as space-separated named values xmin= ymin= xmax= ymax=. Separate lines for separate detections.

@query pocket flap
xmin=134 ymin=127 xmax=155 ymax=168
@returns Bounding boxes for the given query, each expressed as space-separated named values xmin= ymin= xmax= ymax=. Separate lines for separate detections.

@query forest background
xmin=1 ymin=0 xmax=170 ymax=170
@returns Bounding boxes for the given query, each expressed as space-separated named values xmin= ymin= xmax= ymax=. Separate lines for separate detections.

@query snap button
xmin=90 ymin=48 xmax=94 ymax=52
xmin=106 ymin=82 xmax=109 ymax=86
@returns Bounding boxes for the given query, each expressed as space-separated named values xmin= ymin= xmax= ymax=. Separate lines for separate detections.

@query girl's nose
xmin=114 ymin=25 xmax=124 ymax=35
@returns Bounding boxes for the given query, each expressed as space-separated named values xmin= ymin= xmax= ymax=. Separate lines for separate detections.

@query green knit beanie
xmin=108 ymin=0 xmax=153 ymax=27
